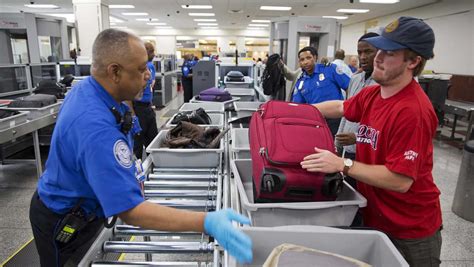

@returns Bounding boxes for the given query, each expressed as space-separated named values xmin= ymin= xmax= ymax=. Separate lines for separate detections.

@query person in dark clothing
xmin=132 ymin=42 xmax=158 ymax=159
xmin=182 ymin=54 xmax=197 ymax=102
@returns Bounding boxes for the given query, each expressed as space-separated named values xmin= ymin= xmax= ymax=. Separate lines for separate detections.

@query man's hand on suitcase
xmin=204 ymin=209 xmax=253 ymax=264
xmin=301 ymin=147 xmax=344 ymax=173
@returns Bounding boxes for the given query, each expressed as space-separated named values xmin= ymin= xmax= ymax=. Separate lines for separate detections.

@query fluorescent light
xmin=323 ymin=16 xmax=348 ymax=20
xmin=122 ymin=12 xmax=148 ymax=16
xmin=109 ymin=16 xmax=124 ymax=23
xmin=251 ymin=19 xmax=270 ymax=23
xmin=109 ymin=5 xmax=135 ymax=9
xmin=136 ymin=18 xmax=159 ymax=21
xmin=248 ymin=24 xmax=269 ymax=27
xmin=111 ymin=26 xmax=128 ymax=29
xmin=260 ymin=6 xmax=292 ymax=11
xmin=200 ymin=27 xmax=218 ymax=29
xmin=24 ymin=4 xmax=59 ymax=9
xmin=155 ymin=26 xmax=172 ymax=29
xmin=197 ymin=23 xmax=218 ymax=26
xmin=110 ymin=22 xmax=117 ymax=26
xmin=181 ymin=5 xmax=212 ymax=9
xmin=360 ymin=0 xmax=399 ymax=3
xmin=337 ymin=9 xmax=370 ymax=13
xmin=188 ymin=13 xmax=215 ymax=16
xmin=45 ymin=13 xmax=75 ymax=23
xmin=147 ymin=22 xmax=167 ymax=26
xmin=194 ymin=19 xmax=216 ymax=22
xmin=247 ymin=27 xmax=264 ymax=30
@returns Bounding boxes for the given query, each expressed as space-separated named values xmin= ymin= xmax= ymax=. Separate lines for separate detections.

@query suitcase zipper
xmin=264 ymin=149 xmax=293 ymax=166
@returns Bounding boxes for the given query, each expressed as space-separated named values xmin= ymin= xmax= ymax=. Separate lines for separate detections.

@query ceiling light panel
xmin=45 ymin=13 xmax=75 ymax=23
xmin=260 ymin=6 xmax=292 ymax=11
xmin=194 ymin=19 xmax=216 ymax=22
xmin=147 ymin=22 xmax=167 ymax=26
xmin=248 ymin=24 xmax=269 ymax=27
xmin=24 ymin=4 xmax=59 ymax=9
xmin=322 ymin=16 xmax=348 ymax=19
xmin=181 ymin=5 xmax=213 ymax=9
xmin=188 ymin=13 xmax=215 ymax=16
xmin=251 ymin=20 xmax=270 ymax=23
xmin=337 ymin=9 xmax=370 ymax=13
xmin=200 ymin=27 xmax=218 ymax=29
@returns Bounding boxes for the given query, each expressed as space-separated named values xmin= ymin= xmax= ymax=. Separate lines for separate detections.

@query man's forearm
xmin=313 ymin=100 xmax=344 ymax=119
xmin=119 ymin=201 xmax=206 ymax=232
xmin=348 ymin=162 xmax=413 ymax=193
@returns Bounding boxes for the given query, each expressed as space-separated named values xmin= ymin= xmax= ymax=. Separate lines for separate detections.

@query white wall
xmin=340 ymin=0 xmax=474 ymax=75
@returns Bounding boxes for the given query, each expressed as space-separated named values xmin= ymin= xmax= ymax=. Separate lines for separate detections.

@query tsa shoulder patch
xmin=113 ymin=140 xmax=133 ymax=168
xmin=336 ymin=66 xmax=344 ymax=75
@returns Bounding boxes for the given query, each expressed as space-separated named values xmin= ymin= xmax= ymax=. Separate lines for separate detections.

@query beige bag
xmin=263 ymin=243 xmax=371 ymax=267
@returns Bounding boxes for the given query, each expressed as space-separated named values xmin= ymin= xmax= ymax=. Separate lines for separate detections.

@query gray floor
xmin=1 ymin=92 xmax=473 ymax=265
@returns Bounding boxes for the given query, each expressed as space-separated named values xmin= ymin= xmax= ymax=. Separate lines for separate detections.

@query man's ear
xmin=407 ymin=55 xmax=422 ymax=71
xmin=107 ymin=63 xmax=121 ymax=83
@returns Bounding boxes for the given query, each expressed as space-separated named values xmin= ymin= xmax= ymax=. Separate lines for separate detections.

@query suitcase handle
xmin=322 ymin=172 xmax=343 ymax=197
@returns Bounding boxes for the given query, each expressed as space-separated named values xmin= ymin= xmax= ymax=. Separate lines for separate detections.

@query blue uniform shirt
xmin=37 ymin=76 xmax=144 ymax=218
xmin=182 ymin=59 xmax=197 ymax=78
xmin=291 ymin=63 xmax=350 ymax=104
xmin=137 ymin=61 xmax=155 ymax=103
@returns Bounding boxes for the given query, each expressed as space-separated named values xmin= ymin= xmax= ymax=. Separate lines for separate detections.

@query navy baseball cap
xmin=364 ymin=16 xmax=435 ymax=59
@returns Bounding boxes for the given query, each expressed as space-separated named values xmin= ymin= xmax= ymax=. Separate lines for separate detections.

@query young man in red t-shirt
xmin=301 ymin=17 xmax=442 ymax=266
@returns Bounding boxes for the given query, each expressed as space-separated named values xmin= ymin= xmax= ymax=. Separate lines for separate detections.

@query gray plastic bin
xmin=165 ymin=113 xmax=224 ymax=129
xmin=230 ymin=226 xmax=408 ymax=267
xmin=0 ymin=102 xmax=61 ymax=120
xmin=231 ymin=128 xmax=250 ymax=159
xmin=146 ymin=130 xmax=224 ymax=168
xmin=226 ymin=88 xmax=255 ymax=101
xmin=190 ymin=96 xmax=240 ymax=110
xmin=233 ymin=102 xmax=263 ymax=118
xmin=0 ymin=111 xmax=29 ymax=130
xmin=179 ymin=102 xmax=225 ymax=114
xmin=231 ymin=159 xmax=367 ymax=226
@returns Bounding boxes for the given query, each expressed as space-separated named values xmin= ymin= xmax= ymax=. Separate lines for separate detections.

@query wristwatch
xmin=343 ymin=158 xmax=353 ymax=176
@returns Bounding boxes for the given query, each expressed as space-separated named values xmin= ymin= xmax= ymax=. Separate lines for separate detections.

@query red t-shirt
xmin=343 ymin=79 xmax=442 ymax=239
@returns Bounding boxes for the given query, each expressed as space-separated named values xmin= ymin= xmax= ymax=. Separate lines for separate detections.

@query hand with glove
xmin=204 ymin=209 xmax=253 ymax=264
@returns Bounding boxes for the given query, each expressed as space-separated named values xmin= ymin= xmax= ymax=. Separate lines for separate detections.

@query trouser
xmin=29 ymin=191 xmax=103 ymax=267
xmin=390 ymin=228 xmax=442 ymax=267
xmin=133 ymin=101 xmax=158 ymax=159
xmin=326 ymin=118 xmax=341 ymax=137
xmin=182 ymin=77 xmax=193 ymax=103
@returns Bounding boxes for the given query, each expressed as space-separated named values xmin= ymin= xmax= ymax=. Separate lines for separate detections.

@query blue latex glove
xmin=204 ymin=209 xmax=253 ymax=264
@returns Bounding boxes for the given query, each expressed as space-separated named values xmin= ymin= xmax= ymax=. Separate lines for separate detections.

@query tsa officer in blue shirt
xmin=131 ymin=42 xmax=158 ymax=159
xmin=29 ymin=29 xmax=252 ymax=267
xmin=291 ymin=46 xmax=350 ymax=136
xmin=182 ymin=53 xmax=197 ymax=103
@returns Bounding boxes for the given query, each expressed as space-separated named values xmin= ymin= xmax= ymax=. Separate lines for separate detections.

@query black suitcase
xmin=34 ymin=80 xmax=67 ymax=99
xmin=8 ymin=94 xmax=57 ymax=108
xmin=226 ymin=71 xmax=245 ymax=82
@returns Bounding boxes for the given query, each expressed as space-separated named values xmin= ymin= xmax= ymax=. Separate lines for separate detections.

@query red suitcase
xmin=249 ymin=100 xmax=342 ymax=202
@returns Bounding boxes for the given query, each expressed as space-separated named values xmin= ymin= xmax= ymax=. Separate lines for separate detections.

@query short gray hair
xmin=92 ymin=29 xmax=141 ymax=73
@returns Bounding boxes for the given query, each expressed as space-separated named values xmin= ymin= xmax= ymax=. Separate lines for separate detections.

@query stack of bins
xmin=225 ymin=88 xmax=256 ymax=102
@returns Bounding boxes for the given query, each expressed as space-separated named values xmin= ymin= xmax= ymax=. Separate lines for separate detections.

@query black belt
xmin=133 ymin=101 xmax=151 ymax=107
